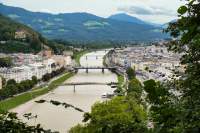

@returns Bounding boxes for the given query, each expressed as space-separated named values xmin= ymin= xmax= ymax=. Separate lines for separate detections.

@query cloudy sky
xmin=0 ymin=0 xmax=185 ymax=24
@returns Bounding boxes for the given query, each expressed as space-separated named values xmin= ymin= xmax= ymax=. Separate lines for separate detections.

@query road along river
xmin=11 ymin=51 xmax=117 ymax=133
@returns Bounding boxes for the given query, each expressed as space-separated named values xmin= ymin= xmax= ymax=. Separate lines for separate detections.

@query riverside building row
xmin=0 ymin=50 xmax=73 ymax=84
xmin=106 ymin=44 xmax=184 ymax=81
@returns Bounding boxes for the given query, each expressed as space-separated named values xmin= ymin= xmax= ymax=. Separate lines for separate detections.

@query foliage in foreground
xmin=0 ymin=111 xmax=56 ymax=133
xmin=70 ymin=63 xmax=146 ymax=133
xmin=69 ymin=96 xmax=147 ymax=133
xmin=144 ymin=0 xmax=200 ymax=132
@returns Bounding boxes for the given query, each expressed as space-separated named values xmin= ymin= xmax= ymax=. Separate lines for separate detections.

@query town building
xmin=107 ymin=44 xmax=183 ymax=81
xmin=0 ymin=52 xmax=73 ymax=83
xmin=52 ymin=55 xmax=72 ymax=67
xmin=15 ymin=30 xmax=27 ymax=40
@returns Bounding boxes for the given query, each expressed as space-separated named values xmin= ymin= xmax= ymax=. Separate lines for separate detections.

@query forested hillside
xmin=0 ymin=14 xmax=47 ymax=53
xmin=0 ymin=14 xmax=67 ymax=53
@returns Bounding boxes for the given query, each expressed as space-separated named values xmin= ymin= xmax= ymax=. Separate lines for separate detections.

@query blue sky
xmin=0 ymin=0 xmax=185 ymax=24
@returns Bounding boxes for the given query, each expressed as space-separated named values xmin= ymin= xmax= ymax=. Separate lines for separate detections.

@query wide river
xmin=12 ymin=51 xmax=117 ymax=133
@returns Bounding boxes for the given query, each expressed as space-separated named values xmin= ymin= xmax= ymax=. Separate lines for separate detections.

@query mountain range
xmin=0 ymin=3 xmax=169 ymax=41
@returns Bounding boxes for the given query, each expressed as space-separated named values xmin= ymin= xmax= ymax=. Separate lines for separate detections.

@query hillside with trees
xmin=0 ymin=14 xmax=47 ymax=53
xmin=0 ymin=14 xmax=67 ymax=54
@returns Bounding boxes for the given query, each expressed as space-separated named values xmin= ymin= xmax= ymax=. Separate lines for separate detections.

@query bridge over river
xmin=60 ymin=82 xmax=118 ymax=92
xmin=73 ymin=66 xmax=117 ymax=73
xmin=61 ymin=82 xmax=118 ymax=86
xmin=12 ymin=50 xmax=118 ymax=133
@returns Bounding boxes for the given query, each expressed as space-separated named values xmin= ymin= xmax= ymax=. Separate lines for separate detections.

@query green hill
xmin=0 ymin=14 xmax=47 ymax=53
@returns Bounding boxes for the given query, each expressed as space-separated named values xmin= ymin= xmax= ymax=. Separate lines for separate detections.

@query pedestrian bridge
xmin=60 ymin=82 xmax=118 ymax=92
xmin=60 ymin=82 xmax=118 ymax=86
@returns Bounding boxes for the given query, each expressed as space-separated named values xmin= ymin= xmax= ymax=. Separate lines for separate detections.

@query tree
xmin=20 ymin=80 xmax=32 ymax=91
xmin=1 ymin=77 xmax=6 ymax=87
xmin=126 ymin=67 xmax=136 ymax=80
xmin=128 ymin=78 xmax=142 ymax=100
xmin=5 ymin=84 xmax=18 ymax=96
xmin=0 ymin=111 xmax=53 ymax=133
xmin=144 ymin=66 xmax=149 ymax=71
xmin=69 ymin=96 xmax=147 ymax=133
xmin=144 ymin=80 xmax=183 ymax=132
xmin=31 ymin=76 xmax=38 ymax=85
xmin=6 ymin=79 xmax=16 ymax=86
xmin=42 ymin=73 xmax=51 ymax=82
xmin=165 ymin=0 xmax=200 ymax=131
xmin=0 ymin=57 xmax=13 ymax=67
xmin=143 ymin=80 xmax=169 ymax=105
xmin=143 ymin=1 xmax=200 ymax=132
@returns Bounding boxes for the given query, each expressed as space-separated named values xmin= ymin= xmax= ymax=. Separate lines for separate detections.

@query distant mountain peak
xmin=109 ymin=13 xmax=161 ymax=27
xmin=109 ymin=13 xmax=146 ymax=24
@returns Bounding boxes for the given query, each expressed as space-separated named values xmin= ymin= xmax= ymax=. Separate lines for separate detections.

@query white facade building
xmin=0 ymin=52 xmax=73 ymax=83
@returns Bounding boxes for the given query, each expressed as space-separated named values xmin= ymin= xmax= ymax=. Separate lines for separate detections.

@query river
xmin=12 ymin=51 xmax=117 ymax=133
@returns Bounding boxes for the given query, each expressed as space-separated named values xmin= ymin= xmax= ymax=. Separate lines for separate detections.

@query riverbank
xmin=103 ymin=55 xmax=107 ymax=67
xmin=0 ymin=72 xmax=74 ymax=111
xmin=117 ymin=74 xmax=124 ymax=88
xmin=103 ymin=51 xmax=126 ymax=94
xmin=74 ymin=50 xmax=89 ymax=65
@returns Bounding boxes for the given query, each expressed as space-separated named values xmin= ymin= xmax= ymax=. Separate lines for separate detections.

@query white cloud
xmin=118 ymin=5 xmax=176 ymax=16
xmin=38 ymin=9 xmax=52 ymax=13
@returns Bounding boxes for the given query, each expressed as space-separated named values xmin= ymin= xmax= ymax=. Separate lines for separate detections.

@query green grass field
xmin=0 ymin=72 xmax=74 ymax=111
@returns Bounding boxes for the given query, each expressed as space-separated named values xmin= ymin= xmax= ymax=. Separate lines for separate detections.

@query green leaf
xmin=178 ymin=6 xmax=188 ymax=15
